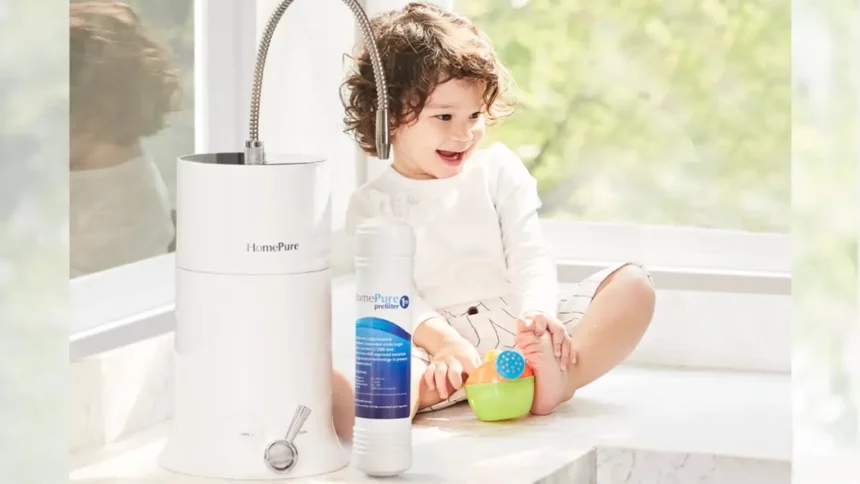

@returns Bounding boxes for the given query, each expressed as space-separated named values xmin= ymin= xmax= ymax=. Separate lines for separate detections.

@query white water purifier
xmin=158 ymin=0 xmax=392 ymax=479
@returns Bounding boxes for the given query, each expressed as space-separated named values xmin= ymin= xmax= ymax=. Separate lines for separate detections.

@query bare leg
xmin=332 ymin=357 xmax=451 ymax=441
xmin=560 ymin=264 xmax=656 ymax=402
xmin=332 ymin=370 xmax=355 ymax=441
xmin=516 ymin=264 xmax=655 ymax=415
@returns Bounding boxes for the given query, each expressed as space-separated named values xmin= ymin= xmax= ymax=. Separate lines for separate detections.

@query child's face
xmin=392 ymin=78 xmax=487 ymax=180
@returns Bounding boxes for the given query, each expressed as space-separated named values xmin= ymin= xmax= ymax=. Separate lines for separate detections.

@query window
xmin=442 ymin=0 xmax=791 ymax=373
xmin=71 ymin=0 xmax=363 ymax=354
xmin=455 ymin=0 xmax=789 ymax=234
xmin=70 ymin=0 xmax=202 ymax=344
xmin=71 ymin=0 xmax=794 ymax=361
xmin=69 ymin=0 xmax=193 ymax=278
xmin=447 ymin=0 xmax=790 ymax=285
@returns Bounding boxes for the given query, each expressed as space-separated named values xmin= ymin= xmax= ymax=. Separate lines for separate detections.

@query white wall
xmin=256 ymin=0 xmax=359 ymax=230
xmin=194 ymin=0 xmax=256 ymax=154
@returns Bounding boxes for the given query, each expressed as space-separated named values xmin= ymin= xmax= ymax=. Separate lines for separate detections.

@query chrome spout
xmin=244 ymin=0 xmax=391 ymax=164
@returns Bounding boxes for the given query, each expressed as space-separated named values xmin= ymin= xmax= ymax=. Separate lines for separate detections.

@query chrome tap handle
xmin=263 ymin=405 xmax=311 ymax=472
xmin=284 ymin=404 xmax=311 ymax=442
xmin=245 ymin=0 xmax=391 ymax=164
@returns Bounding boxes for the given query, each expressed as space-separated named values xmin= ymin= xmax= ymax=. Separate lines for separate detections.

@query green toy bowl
xmin=464 ymin=376 xmax=534 ymax=421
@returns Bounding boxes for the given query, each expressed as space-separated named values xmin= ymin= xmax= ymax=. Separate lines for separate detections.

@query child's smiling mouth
xmin=437 ymin=149 xmax=466 ymax=165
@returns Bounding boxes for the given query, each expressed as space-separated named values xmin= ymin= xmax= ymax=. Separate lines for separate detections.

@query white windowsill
xmin=542 ymin=220 xmax=790 ymax=274
xmin=558 ymin=259 xmax=790 ymax=295
xmin=70 ymin=253 xmax=175 ymax=337
xmin=70 ymin=253 xmax=176 ymax=361
xmin=69 ymin=220 xmax=791 ymax=362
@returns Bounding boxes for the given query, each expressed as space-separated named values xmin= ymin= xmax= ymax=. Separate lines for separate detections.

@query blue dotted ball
xmin=495 ymin=349 xmax=526 ymax=379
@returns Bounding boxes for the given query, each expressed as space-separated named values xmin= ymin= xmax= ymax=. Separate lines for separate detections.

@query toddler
xmin=339 ymin=2 xmax=655 ymax=427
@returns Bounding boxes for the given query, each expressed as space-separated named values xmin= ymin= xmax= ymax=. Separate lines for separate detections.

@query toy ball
xmin=495 ymin=348 xmax=527 ymax=379
xmin=464 ymin=349 xmax=534 ymax=421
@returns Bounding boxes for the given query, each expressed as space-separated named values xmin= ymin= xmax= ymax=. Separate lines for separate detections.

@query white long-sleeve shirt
xmin=345 ymin=142 xmax=558 ymax=329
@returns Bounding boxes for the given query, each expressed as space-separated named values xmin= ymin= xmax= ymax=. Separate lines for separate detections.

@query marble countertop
xmin=70 ymin=366 xmax=791 ymax=484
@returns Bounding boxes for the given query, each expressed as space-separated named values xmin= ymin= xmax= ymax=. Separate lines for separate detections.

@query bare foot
xmin=515 ymin=327 xmax=567 ymax=415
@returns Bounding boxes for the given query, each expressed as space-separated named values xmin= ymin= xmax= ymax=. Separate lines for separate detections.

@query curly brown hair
xmin=70 ymin=1 xmax=182 ymax=145
xmin=341 ymin=2 xmax=515 ymax=157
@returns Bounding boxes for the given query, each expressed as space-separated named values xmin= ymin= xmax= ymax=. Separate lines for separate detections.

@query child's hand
xmin=424 ymin=336 xmax=481 ymax=399
xmin=518 ymin=311 xmax=576 ymax=370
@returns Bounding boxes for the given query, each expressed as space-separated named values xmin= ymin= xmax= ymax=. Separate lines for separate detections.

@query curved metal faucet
xmin=244 ymin=0 xmax=391 ymax=164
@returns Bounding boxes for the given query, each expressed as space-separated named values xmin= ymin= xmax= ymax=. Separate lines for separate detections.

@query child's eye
xmin=470 ymin=111 xmax=482 ymax=119
xmin=435 ymin=114 xmax=452 ymax=121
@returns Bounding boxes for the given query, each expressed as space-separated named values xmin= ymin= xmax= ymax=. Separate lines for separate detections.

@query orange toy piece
xmin=521 ymin=361 xmax=534 ymax=378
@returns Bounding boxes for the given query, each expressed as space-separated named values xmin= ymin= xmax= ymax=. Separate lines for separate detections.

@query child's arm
xmin=413 ymin=316 xmax=465 ymax=354
xmin=502 ymin=209 xmax=558 ymax=317
xmin=492 ymin=144 xmax=559 ymax=318
xmin=410 ymin=296 xmax=461 ymax=353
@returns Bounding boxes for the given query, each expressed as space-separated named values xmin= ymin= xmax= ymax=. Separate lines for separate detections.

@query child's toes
xmin=514 ymin=334 xmax=544 ymax=368
xmin=516 ymin=341 xmax=541 ymax=362
xmin=515 ymin=329 xmax=539 ymax=348
xmin=524 ymin=351 xmax=544 ymax=370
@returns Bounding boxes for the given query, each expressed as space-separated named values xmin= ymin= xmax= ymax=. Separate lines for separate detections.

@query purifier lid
xmin=179 ymin=152 xmax=324 ymax=166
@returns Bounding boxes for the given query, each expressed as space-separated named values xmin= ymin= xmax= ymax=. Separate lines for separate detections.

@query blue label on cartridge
xmin=354 ymin=317 xmax=411 ymax=419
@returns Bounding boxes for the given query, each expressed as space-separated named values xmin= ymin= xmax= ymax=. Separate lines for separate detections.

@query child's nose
xmin=451 ymin=124 xmax=474 ymax=142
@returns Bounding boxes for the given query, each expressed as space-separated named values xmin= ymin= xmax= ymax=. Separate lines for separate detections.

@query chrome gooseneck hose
xmin=244 ymin=0 xmax=391 ymax=164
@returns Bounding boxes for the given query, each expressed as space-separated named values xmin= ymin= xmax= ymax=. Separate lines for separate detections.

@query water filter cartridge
xmin=351 ymin=212 xmax=415 ymax=477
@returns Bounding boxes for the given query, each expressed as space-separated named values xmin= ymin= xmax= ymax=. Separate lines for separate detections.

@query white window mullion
xmin=256 ymin=0 xmax=358 ymax=232
xmin=194 ymin=0 xmax=257 ymax=153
